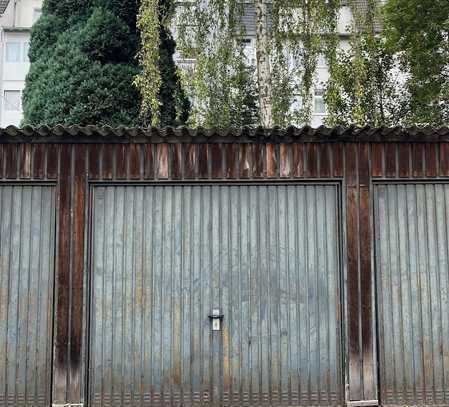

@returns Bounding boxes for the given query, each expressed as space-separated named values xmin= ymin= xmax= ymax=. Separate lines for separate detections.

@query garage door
xmin=374 ymin=183 xmax=449 ymax=406
xmin=89 ymin=184 xmax=343 ymax=407
xmin=0 ymin=185 xmax=56 ymax=406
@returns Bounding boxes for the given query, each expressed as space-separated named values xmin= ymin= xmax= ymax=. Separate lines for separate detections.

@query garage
xmin=88 ymin=184 xmax=343 ymax=407
xmin=374 ymin=183 xmax=449 ymax=406
xmin=0 ymin=185 xmax=56 ymax=406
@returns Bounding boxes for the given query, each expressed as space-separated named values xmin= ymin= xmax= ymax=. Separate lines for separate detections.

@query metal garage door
xmin=0 ymin=185 xmax=56 ymax=406
xmin=374 ymin=183 xmax=449 ymax=406
xmin=89 ymin=184 xmax=342 ymax=407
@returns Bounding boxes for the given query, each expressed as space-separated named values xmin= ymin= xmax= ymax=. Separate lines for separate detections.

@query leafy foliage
xmin=23 ymin=0 xmax=141 ymax=126
xmin=135 ymin=0 xmax=190 ymax=126
xmin=383 ymin=0 xmax=449 ymax=125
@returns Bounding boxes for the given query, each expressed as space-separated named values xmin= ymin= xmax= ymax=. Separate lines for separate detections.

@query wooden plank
xmin=252 ymin=144 xmax=264 ymax=178
xmin=412 ymin=144 xmax=424 ymax=177
xmin=292 ymin=144 xmax=304 ymax=177
xmin=184 ymin=144 xmax=197 ymax=179
xmin=101 ymin=144 xmax=113 ymax=180
xmin=0 ymin=144 xmax=3 ymax=178
xmin=197 ymin=144 xmax=209 ymax=178
xmin=88 ymin=144 xmax=100 ymax=180
xmin=425 ymin=143 xmax=437 ymax=177
xmin=115 ymin=144 xmax=127 ymax=179
xmin=385 ymin=144 xmax=396 ymax=178
xmin=129 ymin=143 xmax=141 ymax=179
xmin=345 ymin=143 xmax=358 ymax=186
xmin=306 ymin=143 xmax=318 ymax=177
xmin=19 ymin=144 xmax=31 ymax=179
xmin=346 ymin=186 xmax=362 ymax=400
xmin=157 ymin=144 xmax=169 ymax=179
xmin=46 ymin=144 xmax=59 ymax=179
xmin=359 ymin=186 xmax=375 ymax=399
xmin=5 ymin=144 xmax=18 ymax=179
xmin=266 ymin=144 xmax=277 ymax=178
xmin=358 ymin=143 xmax=369 ymax=186
xmin=143 ymin=144 xmax=154 ymax=179
xmin=240 ymin=144 xmax=252 ymax=178
xmin=69 ymin=145 xmax=86 ymax=401
xmin=332 ymin=144 xmax=343 ymax=177
xmin=225 ymin=144 xmax=238 ymax=179
xmin=210 ymin=144 xmax=223 ymax=178
xmin=371 ymin=144 xmax=383 ymax=177
xmin=439 ymin=143 xmax=449 ymax=177
xmin=398 ymin=144 xmax=410 ymax=178
xmin=33 ymin=144 xmax=45 ymax=179
xmin=319 ymin=144 xmax=331 ymax=178
xmin=279 ymin=144 xmax=291 ymax=178
xmin=53 ymin=144 xmax=72 ymax=403
xmin=172 ymin=144 xmax=183 ymax=179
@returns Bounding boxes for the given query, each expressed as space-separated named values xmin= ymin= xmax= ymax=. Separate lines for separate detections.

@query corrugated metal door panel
xmin=0 ymin=185 xmax=56 ymax=407
xmin=375 ymin=184 xmax=449 ymax=406
xmin=89 ymin=185 xmax=342 ymax=407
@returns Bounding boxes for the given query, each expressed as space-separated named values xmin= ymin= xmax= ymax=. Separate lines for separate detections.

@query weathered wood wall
xmin=0 ymin=139 xmax=448 ymax=406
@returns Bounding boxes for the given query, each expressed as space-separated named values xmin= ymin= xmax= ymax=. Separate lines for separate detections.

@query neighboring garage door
xmin=89 ymin=184 xmax=343 ymax=407
xmin=0 ymin=185 xmax=56 ymax=406
xmin=374 ymin=183 xmax=449 ymax=406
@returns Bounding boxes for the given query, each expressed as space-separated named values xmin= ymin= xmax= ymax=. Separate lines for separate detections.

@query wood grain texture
xmin=47 ymin=144 xmax=59 ymax=179
xmin=69 ymin=145 xmax=86 ymax=402
xmin=319 ymin=144 xmax=331 ymax=178
xmin=225 ymin=144 xmax=238 ymax=179
xmin=53 ymin=144 xmax=72 ymax=403
xmin=306 ymin=143 xmax=318 ymax=177
xmin=197 ymin=144 xmax=209 ymax=178
xmin=101 ymin=144 xmax=113 ymax=180
xmin=129 ymin=143 xmax=141 ymax=179
xmin=172 ymin=144 xmax=183 ymax=179
xmin=19 ymin=144 xmax=31 ymax=179
xmin=266 ymin=144 xmax=277 ymax=178
xmin=371 ymin=144 xmax=383 ymax=177
xmin=252 ymin=144 xmax=264 ymax=178
xmin=279 ymin=144 xmax=291 ymax=178
xmin=425 ymin=143 xmax=437 ymax=177
xmin=185 ymin=144 xmax=197 ymax=179
xmin=292 ymin=144 xmax=304 ymax=178
xmin=412 ymin=144 xmax=424 ymax=177
xmin=33 ymin=144 xmax=45 ymax=179
xmin=239 ymin=144 xmax=252 ymax=178
xmin=398 ymin=144 xmax=410 ymax=178
xmin=440 ymin=143 xmax=449 ymax=176
xmin=385 ymin=144 xmax=396 ymax=178
xmin=115 ymin=144 xmax=127 ymax=179
xmin=5 ymin=144 xmax=17 ymax=179
xmin=143 ymin=144 xmax=154 ymax=179
xmin=88 ymin=144 xmax=100 ymax=180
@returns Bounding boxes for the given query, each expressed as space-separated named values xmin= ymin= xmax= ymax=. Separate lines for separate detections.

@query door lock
xmin=208 ymin=309 xmax=224 ymax=331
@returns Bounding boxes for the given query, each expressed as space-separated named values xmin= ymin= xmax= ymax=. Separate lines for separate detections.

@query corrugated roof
xmin=0 ymin=0 xmax=10 ymax=15
xmin=1 ymin=125 xmax=448 ymax=143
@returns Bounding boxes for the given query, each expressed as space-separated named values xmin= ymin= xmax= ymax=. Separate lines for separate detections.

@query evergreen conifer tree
xmin=23 ymin=0 xmax=140 ymax=126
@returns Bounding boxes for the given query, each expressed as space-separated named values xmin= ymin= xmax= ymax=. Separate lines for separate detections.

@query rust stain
xmin=222 ymin=326 xmax=230 ymax=392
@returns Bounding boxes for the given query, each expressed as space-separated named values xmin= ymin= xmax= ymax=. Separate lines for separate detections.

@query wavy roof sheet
xmin=1 ymin=125 xmax=449 ymax=143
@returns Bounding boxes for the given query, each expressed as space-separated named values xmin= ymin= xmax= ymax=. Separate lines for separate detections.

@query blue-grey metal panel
xmin=89 ymin=185 xmax=342 ymax=407
xmin=375 ymin=184 xmax=449 ymax=406
xmin=0 ymin=185 xmax=56 ymax=406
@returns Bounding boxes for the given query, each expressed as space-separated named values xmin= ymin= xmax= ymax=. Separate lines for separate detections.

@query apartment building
xmin=0 ymin=0 xmax=42 ymax=127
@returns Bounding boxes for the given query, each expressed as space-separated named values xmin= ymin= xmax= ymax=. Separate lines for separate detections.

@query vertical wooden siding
xmin=1 ymin=141 xmax=449 ymax=405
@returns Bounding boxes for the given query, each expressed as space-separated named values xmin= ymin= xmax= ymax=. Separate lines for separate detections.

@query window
xmin=23 ymin=42 xmax=30 ymax=62
xmin=314 ymin=89 xmax=326 ymax=114
xmin=33 ymin=8 xmax=42 ymax=23
xmin=3 ymin=90 xmax=22 ymax=111
xmin=5 ymin=42 xmax=21 ymax=63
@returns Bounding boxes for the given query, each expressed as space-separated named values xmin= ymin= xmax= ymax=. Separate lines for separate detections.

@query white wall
xmin=0 ymin=0 xmax=42 ymax=127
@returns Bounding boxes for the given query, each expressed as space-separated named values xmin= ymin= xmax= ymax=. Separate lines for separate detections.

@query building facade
xmin=0 ymin=0 xmax=42 ymax=127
